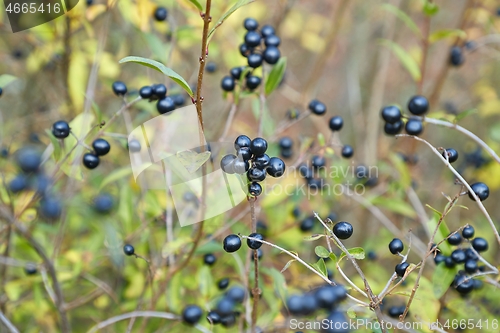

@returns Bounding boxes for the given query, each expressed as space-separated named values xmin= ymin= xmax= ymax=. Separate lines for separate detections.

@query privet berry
xmin=471 ymin=237 xmax=488 ymax=252
xmin=311 ymin=155 xmax=325 ymax=169
xmin=223 ymin=234 xmax=242 ymax=253
xmin=407 ymin=95 xmax=429 ymax=115
xmin=92 ymin=138 xmax=111 ymax=156
xmin=468 ymin=182 xmax=489 ymax=201
xmin=442 ymin=148 xmax=459 ymax=163
xmin=17 ymin=148 xmax=41 ymax=173
xmin=248 ymin=182 xmax=262 ymax=196
xmin=300 ymin=216 xmax=315 ymax=232
xmin=128 ymin=139 xmax=141 ymax=152
xmin=405 ymin=118 xmax=424 ymax=135
xmin=52 ymin=121 xmax=70 ymax=139
xmin=182 ymin=305 xmax=203 ymax=325
xmin=260 ymin=25 xmax=275 ymax=38
xmin=279 ymin=137 xmax=293 ymax=150
xmin=462 ymin=225 xmax=475 ymax=239
xmin=153 ymin=84 xmax=167 ymax=98
xmin=112 ymin=81 xmax=127 ymax=96
xmin=154 ymin=7 xmax=168 ymax=21
xmin=263 ymin=46 xmax=281 ymax=64
xmin=450 ymin=249 xmax=467 ymax=263
xmin=82 ymin=153 xmax=100 ymax=169
xmin=341 ymin=145 xmax=354 ymax=158
xmin=265 ymin=35 xmax=281 ymax=47
xmin=40 ymin=197 xmax=62 ymax=220
xmin=246 ymin=76 xmax=261 ymax=90
xmin=93 ymin=193 xmax=114 ymax=214
xmin=123 ymin=244 xmax=135 ymax=256
xmin=381 ymin=105 xmax=402 ymax=123
xmin=333 ymin=221 xmax=353 ymax=240
xmin=395 ymin=262 xmax=409 ymax=277
xmin=230 ymin=67 xmax=244 ymax=80
xmin=308 ymin=99 xmax=326 ymax=115
xmin=247 ymin=53 xmax=263 ymax=68
xmin=205 ymin=61 xmax=217 ymax=73
xmin=226 ymin=286 xmax=246 ymax=303
xmin=207 ymin=311 xmax=221 ymax=325
xmin=328 ymin=116 xmax=343 ymax=131
xmin=447 ymin=232 xmax=462 ymax=246
xmin=450 ymin=46 xmax=464 ymax=66
xmin=267 ymin=157 xmax=285 ymax=177
xmin=388 ymin=238 xmax=404 ymax=254
xmin=384 ymin=120 xmax=403 ymax=135
xmin=218 ymin=278 xmax=230 ymax=290
xmin=244 ymin=18 xmax=258 ymax=31
xmin=244 ymin=31 xmax=262 ymax=47
xmin=221 ymin=76 xmax=235 ymax=92
xmin=157 ymin=97 xmax=175 ymax=114
xmin=24 ymin=264 xmax=37 ymax=275
xmin=247 ymin=233 xmax=264 ymax=249
xmin=139 ymin=86 xmax=153 ymax=99
xmin=204 ymin=253 xmax=217 ymax=266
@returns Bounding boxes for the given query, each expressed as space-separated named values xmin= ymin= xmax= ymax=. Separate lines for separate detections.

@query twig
xmin=219 ymin=103 xmax=238 ymax=142
xmin=336 ymin=261 xmax=368 ymax=298
xmin=86 ymin=311 xmax=180 ymax=333
xmin=258 ymin=67 xmax=267 ymax=137
xmin=249 ymin=198 xmax=259 ymax=333
xmin=424 ymin=117 xmax=500 ymax=164
xmin=0 ymin=309 xmax=19 ymax=333
xmin=396 ymin=134 xmax=500 ymax=246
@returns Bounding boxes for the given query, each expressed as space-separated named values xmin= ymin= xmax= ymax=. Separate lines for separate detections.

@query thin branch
xmin=249 ymin=198 xmax=259 ymax=333
xmin=0 ymin=309 xmax=19 ymax=333
xmin=86 ymin=311 xmax=180 ymax=333
xmin=396 ymin=134 xmax=500 ymax=246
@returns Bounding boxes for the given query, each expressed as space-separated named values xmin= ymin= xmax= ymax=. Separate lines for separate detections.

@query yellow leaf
xmin=68 ymin=52 xmax=89 ymax=110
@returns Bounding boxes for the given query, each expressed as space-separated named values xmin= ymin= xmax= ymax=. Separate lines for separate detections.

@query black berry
xmin=24 ymin=264 xmax=37 ymax=275
xmin=260 ymin=25 xmax=275 ymax=38
xmin=450 ymin=46 xmax=464 ymax=66
xmin=450 ymin=249 xmax=467 ymax=263
xmin=233 ymin=159 xmax=250 ymax=174
xmin=40 ymin=197 xmax=62 ymax=219
xmin=341 ymin=145 xmax=354 ymax=158
xmin=154 ymin=7 xmax=168 ymax=21
xmin=204 ymin=253 xmax=217 ymax=266
xmin=182 ymin=305 xmax=203 ymax=325
xmin=83 ymin=153 xmax=100 ymax=169
xmin=333 ymin=221 xmax=353 ymax=240
xmin=329 ymin=116 xmax=343 ymax=131
xmin=247 ymin=168 xmax=266 ymax=182
xmin=388 ymin=238 xmax=404 ymax=254
xmin=226 ymin=286 xmax=246 ymax=303
xmin=112 ymin=81 xmax=127 ymax=96
xmin=123 ymin=244 xmax=135 ymax=256
xmin=468 ymin=182 xmax=489 ymax=201
xmin=93 ymin=193 xmax=114 ymax=214
xmin=157 ymin=97 xmax=175 ymax=114
xmin=442 ymin=148 xmax=458 ymax=163
xmin=309 ymin=100 xmax=326 ymax=115
xmin=314 ymin=285 xmax=337 ymax=309
xmin=244 ymin=31 xmax=262 ymax=47
xmin=464 ymin=259 xmax=478 ymax=273
xmin=381 ymin=105 xmax=402 ymax=124
xmin=246 ymin=75 xmax=261 ymax=90
xmin=447 ymin=232 xmax=462 ymax=246
xmin=279 ymin=137 xmax=293 ymax=150
xmin=171 ymin=94 xmax=185 ymax=106
xmin=221 ymin=154 xmax=236 ymax=174
xmin=230 ymin=66 xmax=244 ymax=80
xmin=250 ymin=137 xmax=268 ymax=155
xmin=253 ymin=154 xmax=270 ymax=168
xmin=395 ymin=262 xmax=409 ymax=277
xmin=264 ymin=35 xmax=280 ymax=47
xmin=139 ymin=86 xmax=153 ymax=99
xmin=434 ymin=253 xmax=446 ymax=265
xmin=384 ymin=120 xmax=404 ymax=135
xmin=247 ymin=53 xmax=263 ymax=68
xmin=52 ymin=121 xmax=70 ymax=139
xmin=9 ymin=175 xmax=27 ymax=193
xmin=471 ymin=237 xmax=488 ymax=252
xmin=237 ymin=148 xmax=253 ymax=161
xmin=223 ymin=234 xmax=242 ymax=253
xmin=263 ymin=47 xmax=280 ymax=65
xmin=207 ymin=311 xmax=221 ymax=325
xmin=248 ymin=182 xmax=262 ymax=196
xmin=454 ymin=274 xmax=473 ymax=294
xmin=405 ymin=118 xmax=424 ymax=135
xmin=218 ymin=278 xmax=229 ymax=290
xmin=206 ymin=61 xmax=217 ymax=73
xmin=17 ymin=148 xmax=41 ymax=173
xmin=407 ymin=95 xmax=429 ymax=115
xmin=221 ymin=76 xmax=235 ymax=92
xmin=92 ymin=138 xmax=111 ymax=156
xmin=311 ymin=155 xmax=325 ymax=169
xmin=244 ymin=18 xmax=258 ymax=31
xmin=462 ymin=226 xmax=475 ymax=239
xmin=300 ymin=216 xmax=315 ymax=232
xmin=247 ymin=233 xmax=263 ymax=249
xmin=239 ymin=44 xmax=250 ymax=57
xmin=153 ymin=84 xmax=167 ymax=98
xmin=267 ymin=157 xmax=285 ymax=177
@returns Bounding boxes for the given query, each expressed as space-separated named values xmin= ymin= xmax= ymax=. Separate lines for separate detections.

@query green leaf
xmin=389 ymin=152 xmax=411 ymax=188
xmin=347 ymin=247 xmax=365 ymax=260
xmin=379 ymin=39 xmax=421 ymax=82
xmin=265 ymin=57 xmax=287 ymax=95
xmin=329 ymin=252 xmax=337 ymax=263
xmin=280 ymin=259 xmax=296 ymax=273
xmin=176 ymin=150 xmax=211 ymax=173
xmin=370 ymin=196 xmax=417 ymax=218
xmin=198 ymin=265 xmax=213 ymax=298
xmin=423 ymin=0 xmax=439 ymax=16
xmin=312 ymin=258 xmax=327 ymax=277
xmin=99 ymin=166 xmax=133 ymax=190
xmin=0 ymin=74 xmax=17 ymax=87
xmin=119 ymin=56 xmax=193 ymax=97
xmin=432 ymin=262 xmax=457 ymax=298
xmin=303 ymin=234 xmax=325 ymax=241
xmin=317 ymin=133 xmax=325 ymax=147
xmin=381 ymin=4 xmax=421 ymax=36
xmin=44 ymin=129 xmax=62 ymax=160
xmin=429 ymin=29 xmax=466 ymax=43
xmin=207 ymin=0 xmax=255 ymax=42
xmin=315 ymin=246 xmax=330 ymax=259
xmin=454 ymin=108 xmax=477 ymax=122
xmin=186 ymin=0 xmax=202 ymax=11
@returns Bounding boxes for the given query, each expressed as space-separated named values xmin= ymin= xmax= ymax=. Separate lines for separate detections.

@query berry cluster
xmin=8 ymin=148 xmax=62 ymax=221
xmin=221 ymin=18 xmax=281 ymax=92
xmin=221 ymin=135 xmax=285 ymax=197
xmin=434 ymin=226 xmax=488 ymax=294
xmin=381 ymin=95 xmax=429 ymax=136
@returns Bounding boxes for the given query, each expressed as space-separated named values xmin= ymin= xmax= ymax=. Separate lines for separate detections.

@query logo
xmin=128 ymin=104 xmax=247 ymax=227
xmin=3 ymin=0 xmax=78 ymax=32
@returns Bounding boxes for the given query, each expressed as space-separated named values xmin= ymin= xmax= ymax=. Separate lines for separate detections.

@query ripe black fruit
xmin=112 ymin=81 xmax=127 ymax=96
xmin=218 ymin=278 xmax=229 ymax=290
xmin=311 ymin=155 xmax=325 ymax=169
xmin=454 ymin=274 xmax=473 ymax=294
xmin=324 ymin=311 xmax=349 ymax=333
xmin=9 ymin=175 xmax=27 ymax=193
xmin=407 ymin=95 xmax=429 ymax=115
xmin=333 ymin=221 xmax=353 ymax=240
xmin=221 ymin=154 xmax=236 ymax=174
xmin=93 ymin=193 xmax=114 ymax=214
xmin=464 ymin=259 xmax=478 ymax=273
xmin=247 ymin=233 xmax=263 ymax=249
xmin=52 ymin=121 xmax=70 ymax=139
xmin=206 ymin=61 xmax=217 ymax=73
xmin=388 ymin=306 xmax=405 ymax=318
xmin=329 ymin=116 xmax=343 ymax=131
xmin=221 ymin=76 xmax=235 ymax=92
xmin=226 ymin=286 xmax=246 ymax=303
xmin=341 ymin=145 xmax=353 ymax=158
xmin=388 ymin=238 xmax=404 ymax=254
xmin=450 ymin=249 xmax=466 ymax=263
xmin=171 ymin=94 xmax=185 ymax=106
xmin=395 ymin=262 xmax=409 ymax=277
xmin=24 ymin=264 xmax=37 ymax=275
xmin=230 ymin=67 xmax=244 ymax=80
xmin=223 ymin=234 xmax=241 ymax=253
xmin=314 ymin=285 xmax=337 ymax=309
xmin=405 ymin=118 xmax=423 ymax=135
xmin=442 ymin=148 xmax=458 ymax=163
xmin=263 ymin=47 xmax=280 ymax=65
xmin=267 ymin=157 xmax=285 ymax=177
xmin=40 ymin=197 xmax=62 ymax=219
xmin=139 ymin=86 xmax=153 ymax=99
xmin=234 ymin=135 xmax=251 ymax=150
xmin=92 ymin=138 xmax=111 ymax=156
xmin=450 ymin=46 xmax=464 ymax=66
xmin=279 ymin=137 xmax=293 ymax=150
xmin=207 ymin=311 xmax=221 ymax=325
xmin=246 ymin=75 xmax=261 ymax=90
xmin=300 ymin=216 xmax=315 ymax=232
xmin=247 ymin=53 xmax=263 ymax=68
xmin=83 ymin=153 xmax=100 ymax=169
xmin=468 ymin=182 xmax=489 ymax=201
xmin=239 ymin=44 xmax=250 ymax=57
xmin=264 ymin=35 xmax=280 ymax=47
xmin=204 ymin=253 xmax=217 ymax=266
xmin=17 ymin=148 xmax=41 ymax=173
xmin=260 ymin=25 xmax=275 ymax=38
xmin=244 ymin=31 xmax=262 ymax=47
xmin=182 ymin=305 xmax=203 ymax=325
xmin=123 ymin=244 xmax=135 ymax=256
xmin=157 ymin=97 xmax=175 ymax=114
xmin=247 ymin=168 xmax=266 ymax=182
xmin=153 ymin=84 xmax=167 ymax=98
xmin=154 ymin=7 xmax=168 ymax=21
xmin=250 ymin=137 xmax=268 ymax=155
xmin=384 ymin=120 xmax=403 ymax=135
xmin=471 ymin=237 xmax=488 ymax=252
xmin=248 ymin=182 xmax=262 ymax=196
xmin=244 ymin=18 xmax=258 ymax=31
xmin=434 ymin=253 xmax=446 ymax=265
xmin=237 ymin=148 xmax=252 ymax=161
xmin=381 ymin=105 xmax=402 ymax=124
xmin=253 ymin=154 xmax=270 ymax=168
xmin=308 ymin=100 xmax=326 ymax=115
xmin=462 ymin=226 xmax=475 ymax=239
xmin=447 ymin=232 xmax=462 ymax=246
